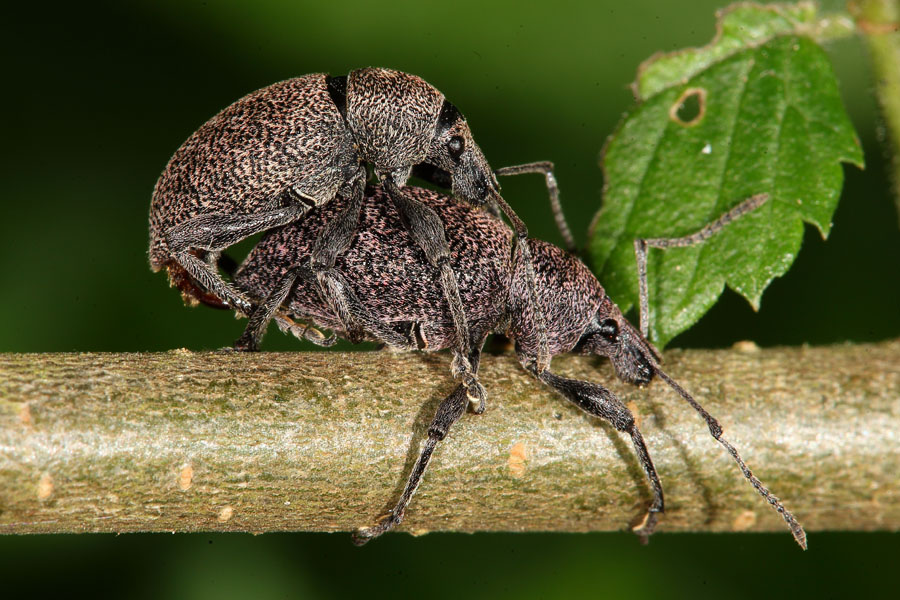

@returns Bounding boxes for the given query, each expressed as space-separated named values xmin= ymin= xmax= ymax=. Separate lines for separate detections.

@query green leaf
xmin=588 ymin=2 xmax=864 ymax=348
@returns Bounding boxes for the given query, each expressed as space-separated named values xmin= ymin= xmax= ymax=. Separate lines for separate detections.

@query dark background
xmin=2 ymin=0 xmax=898 ymax=597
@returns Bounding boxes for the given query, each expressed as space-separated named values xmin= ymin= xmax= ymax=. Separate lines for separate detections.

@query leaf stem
xmin=851 ymin=0 xmax=900 ymax=224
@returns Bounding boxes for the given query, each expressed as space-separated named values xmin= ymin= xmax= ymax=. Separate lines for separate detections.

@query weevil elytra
xmin=231 ymin=184 xmax=806 ymax=548
xmin=149 ymin=67 xmax=563 ymax=404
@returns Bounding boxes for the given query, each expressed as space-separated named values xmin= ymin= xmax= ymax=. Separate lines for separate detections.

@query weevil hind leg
xmin=352 ymin=342 xmax=486 ymax=545
xmin=236 ymin=260 xmax=409 ymax=352
xmin=167 ymin=202 xmax=312 ymax=315
xmin=318 ymin=267 xmax=416 ymax=347
xmin=308 ymin=181 xmax=413 ymax=347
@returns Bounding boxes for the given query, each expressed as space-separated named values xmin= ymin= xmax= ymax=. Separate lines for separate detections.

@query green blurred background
xmin=2 ymin=0 xmax=898 ymax=597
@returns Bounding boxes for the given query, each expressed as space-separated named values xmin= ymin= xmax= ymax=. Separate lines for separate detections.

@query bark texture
xmin=1 ymin=341 xmax=898 ymax=538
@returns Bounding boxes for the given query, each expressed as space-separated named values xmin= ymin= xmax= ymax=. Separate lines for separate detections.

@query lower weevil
xmin=233 ymin=184 xmax=806 ymax=548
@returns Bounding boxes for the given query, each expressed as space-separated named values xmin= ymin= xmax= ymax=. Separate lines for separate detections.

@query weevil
xmin=232 ymin=184 xmax=807 ymax=548
xmin=149 ymin=67 xmax=559 ymax=400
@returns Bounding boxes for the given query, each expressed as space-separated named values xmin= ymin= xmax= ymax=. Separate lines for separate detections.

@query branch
xmin=1 ymin=341 xmax=898 ymax=537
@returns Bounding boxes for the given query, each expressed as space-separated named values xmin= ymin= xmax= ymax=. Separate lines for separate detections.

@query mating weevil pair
xmin=149 ymin=67 xmax=559 ymax=404
xmin=149 ymin=68 xmax=806 ymax=548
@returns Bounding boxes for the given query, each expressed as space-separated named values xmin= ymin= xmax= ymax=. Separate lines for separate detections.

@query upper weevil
xmin=149 ymin=67 xmax=563 ymax=400
xmin=232 ymin=183 xmax=806 ymax=548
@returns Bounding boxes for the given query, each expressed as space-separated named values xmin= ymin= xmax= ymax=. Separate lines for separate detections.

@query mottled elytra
xmin=233 ymin=184 xmax=806 ymax=548
xmin=149 ymin=67 xmax=558 ymax=404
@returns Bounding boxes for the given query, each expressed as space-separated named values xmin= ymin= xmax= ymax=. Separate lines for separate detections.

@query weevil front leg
xmin=529 ymin=365 xmax=665 ymax=542
xmin=352 ymin=342 xmax=486 ymax=545
xmin=414 ymin=161 xmax=557 ymax=373
xmin=489 ymin=192 xmax=552 ymax=374
xmin=633 ymin=193 xmax=768 ymax=339
xmin=166 ymin=200 xmax=312 ymax=315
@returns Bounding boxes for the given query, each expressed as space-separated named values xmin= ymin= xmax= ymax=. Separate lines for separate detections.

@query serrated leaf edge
xmin=633 ymin=1 xmax=826 ymax=101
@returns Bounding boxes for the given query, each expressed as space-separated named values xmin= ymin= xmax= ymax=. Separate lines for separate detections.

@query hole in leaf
xmin=670 ymin=87 xmax=706 ymax=126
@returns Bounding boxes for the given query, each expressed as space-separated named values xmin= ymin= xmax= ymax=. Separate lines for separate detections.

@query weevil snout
xmin=448 ymin=136 xmax=496 ymax=204
xmin=577 ymin=297 xmax=658 ymax=386
xmin=425 ymin=108 xmax=497 ymax=205
xmin=617 ymin=340 xmax=655 ymax=385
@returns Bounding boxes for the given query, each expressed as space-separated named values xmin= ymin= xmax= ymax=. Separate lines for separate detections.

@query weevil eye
xmin=599 ymin=319 xmax=619 ymax=342
xmin=447 ymin=136 xmax=464 ymax=160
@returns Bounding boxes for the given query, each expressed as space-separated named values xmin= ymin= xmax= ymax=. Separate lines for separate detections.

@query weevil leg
xmin=233 ymin=266 xmax=304 ymax=351
xmin=308 ymin=182 xmax=414 ymax=348
xmin=352 ymin=344 xmax=486 ymax=545
xmin=490 ymin=193 xmax=552 ymax=374
xmin=235 ymin=265 xmax=358 ymax=351
xmin=633 ymin=193 xmax=769 ymax=339
xmin=491 ymin=163 xmax=569 ymax=371
xmin=167 ymin=202 xmax=311 ymax=315
xmin=530 ymin=365 xmax=665 ymax=542
xmin=351 ymin=384 xmax=467 ymax=545
xmin=310 ymin=182 xmax=365 ymax=275
xmin=383 ymin=178 xmax=489 ymax=396
xmin=319 ymin=267 xmax=414 ymax=347
xmin=309 ymin=183 xmax=363 ymax=342
xmin=408 ymin=162 xmax=551 ymax=373
xmin=246 ymin=262 xmax=410 ymax=350
xmin=495 ymin=161 xmax=575 ymax=254
xmin=273 ymin=314 xmax=338 ymax=347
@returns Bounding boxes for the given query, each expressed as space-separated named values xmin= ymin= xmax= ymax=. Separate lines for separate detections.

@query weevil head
xmin=424 ymin=101 xmax=498 ymax=205
xmin=575 ymin=295 xmax=660 ymax=386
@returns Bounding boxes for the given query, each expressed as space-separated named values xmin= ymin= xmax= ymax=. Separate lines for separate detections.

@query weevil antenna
xmin=654 ymin=367 xmax=807 ymax=549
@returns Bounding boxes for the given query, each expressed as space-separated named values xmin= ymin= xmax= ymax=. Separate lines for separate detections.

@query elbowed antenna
xmin=654 ymin=367 xmax=808 ymax=549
